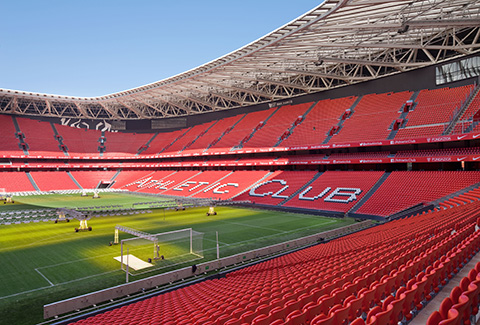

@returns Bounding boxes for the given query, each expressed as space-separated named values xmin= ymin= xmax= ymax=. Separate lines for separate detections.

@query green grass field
xmin=0 ymin=193 xmax=355 ymax=325
xmin=7 ymin=192 xmax=172 ymax=210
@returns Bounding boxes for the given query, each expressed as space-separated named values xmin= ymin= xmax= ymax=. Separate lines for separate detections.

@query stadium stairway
xmin=180 ymin=120 xmax=219 ymax=153
xmin=98 ymin=131 xmax=105 ymax=156
xmin=108 ymin=170 xmax=122 ymax=187
xmin=25 ymin=171 xmax=40 ymax=191
xmin=235 ymin=106 xmax=281 ymax=150
xmin=274 ymin=101 xmax=319 ymax=147
xmin=434 ymin=182 xmax=480 ymax=208
xmin=159 ymin=127 xmax=191 ymax=154
xmin=67 ymin=171 xmax=84 ymax=190
xmin=188 ymin=171 xmax=234 ymax=197
xmin=387 ymin=91 xmax=420 ymax=140
xmin=411 ymin=235 xmax=480 ymax=324
xmin=11 ymin=116 xmax=29 ymax=155
xmin=230 ymin=171 xmax=276 ymax=200
xmin=157 ymin=170 xmax=203 ymax=195
xmin=347 ymin=172 xmax=390 ymax=216
xmin=51 ymin=122 xmax=69 ymax=156
xmin=443 ymin=83 xmax=480 ymax=135
xmin=278 ymin=172 xmax=323 ymax=206
xmin=136 ymin=132 xmax=159 ymax=155
xmin=465 ymin=119 xmax=480 ymax=133
xmin=205 ymin=115 xmax=245 ymax=152
xmin=322 ymin=95 xmax=363 ymax=144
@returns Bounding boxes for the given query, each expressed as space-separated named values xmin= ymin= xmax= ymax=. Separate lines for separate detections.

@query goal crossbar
xmin=115 ymin=225 xmax=157 ymax=242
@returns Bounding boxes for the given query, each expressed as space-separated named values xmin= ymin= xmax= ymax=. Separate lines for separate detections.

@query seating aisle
xmin=412 ymin=252 xmax=480 ymax=324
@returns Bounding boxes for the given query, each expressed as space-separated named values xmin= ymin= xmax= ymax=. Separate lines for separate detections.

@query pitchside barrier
xmin=44 ymin=220 xmax=373 ymax=319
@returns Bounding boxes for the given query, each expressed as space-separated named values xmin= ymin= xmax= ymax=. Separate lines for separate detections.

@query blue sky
xmin=0 ymin=1 xmax=321 ymax=97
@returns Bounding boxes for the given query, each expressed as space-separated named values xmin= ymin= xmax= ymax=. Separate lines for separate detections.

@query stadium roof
xmin=1 ymin=0 xmax=479 ymax=120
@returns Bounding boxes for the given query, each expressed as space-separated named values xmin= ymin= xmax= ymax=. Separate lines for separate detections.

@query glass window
xmin=436 ymin=56 xmax=480 ymax=85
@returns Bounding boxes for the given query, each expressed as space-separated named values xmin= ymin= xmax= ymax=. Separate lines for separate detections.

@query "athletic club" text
xmin=249 ymin=179 xmax=362 ymax=203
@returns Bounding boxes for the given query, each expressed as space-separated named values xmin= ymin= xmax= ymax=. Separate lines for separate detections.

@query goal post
xmin=117 ymin=227 xmax=204 ymax=271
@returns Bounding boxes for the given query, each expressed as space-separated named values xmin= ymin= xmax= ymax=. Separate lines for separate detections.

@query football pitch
xmin=0 ymin=192 xmax=355 ymax=325
xmin=2 ymin=191 xmax=173 ymax=210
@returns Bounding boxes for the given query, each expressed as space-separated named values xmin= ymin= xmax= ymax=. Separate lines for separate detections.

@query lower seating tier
xmin=2 ymin=171 xmax=479 ymax=219
xmin=70 ymin=196 xmax=480 ymax=325
xmin=29 ymin=171 xmax=81 ymax=191
xmin=0 ymin=171 xmax=36 ymax=192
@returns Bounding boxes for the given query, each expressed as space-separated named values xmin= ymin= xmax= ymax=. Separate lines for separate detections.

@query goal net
xmin=118 ymin=228 xmax=204 ymax=272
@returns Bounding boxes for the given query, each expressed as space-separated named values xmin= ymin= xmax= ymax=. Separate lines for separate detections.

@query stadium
xmin=1 ymin=0 xmax=480 ymax=324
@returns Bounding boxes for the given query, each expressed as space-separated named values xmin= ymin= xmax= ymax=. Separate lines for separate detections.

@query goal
xmin=117 ymin=227 xmax=204 ymax=271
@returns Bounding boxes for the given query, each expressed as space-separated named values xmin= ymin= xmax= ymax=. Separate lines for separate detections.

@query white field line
xmin=0 ymin=285 xmax=52 ymax=300
xmin=285 ymin=213 xmax=336 ymax=220
xmin=48 ymin=269 xmax=121 ymax=287
xmin=203 ymin=237 xmax=229 ymax=246
xmin=207 ymin=219 xmax=337 ymax=247
xmin=0 ymin=232 xmax=74 ymax=253
xmin=216 ymin=220 xmax=283 ymax=232
xmin=35 ymin=249 xmax=127 ymax=271
xmin=0 ymin=269 xmax=124 ymax=300
xmin=34 ymin=268 xmax=54 ymax=286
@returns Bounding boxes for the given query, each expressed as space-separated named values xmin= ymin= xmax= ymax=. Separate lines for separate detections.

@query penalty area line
xmin=0 ymin=269 xmax=125 ymax=301
xmin=0 ymin=285 xmax=52 ymax=301
xmin=216 ymin=220 xmax=284 ymax=232
xmin=35 ymin=268 xmax=54 ymax=287
xmin=203 ymin=237 xmax=229 ymax=246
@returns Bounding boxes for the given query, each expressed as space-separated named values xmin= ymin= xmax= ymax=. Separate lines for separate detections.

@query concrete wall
xmin=44 ymin=220 xmax=373 ymax=319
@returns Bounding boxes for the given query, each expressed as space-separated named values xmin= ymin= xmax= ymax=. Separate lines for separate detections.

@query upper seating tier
xmin=142 ymin=129 xmax=187 ymax=155
xmin=165 ymin=121 xmax=215 ymax=153
xmin=102 ymin=132 xmax=153 ymax=157
xmin=281 ymin=97 xmax=357 ymax=148
xmin=184 ymin=115 xmax=244 ymax=152
xmin=331 ymin=91 xmax=412 ymax=144
xmin=0 ymin=84 xmax=476 ymax=158
xmin=55 ymin=125 xmax=102 ymax=155
xmin=405 ymin=85 xmax=473 ymax=127
xmin=0 ymin=115 xmax=22 ymax=153
xmin=243 ymin=102 xmax=312 ymax=149
xmin=209 ymin=108 xmax=276 ymax=152
xmin=16 ymin=117 xmax=62 ymax=155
